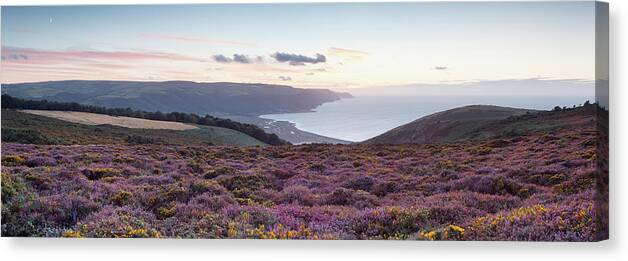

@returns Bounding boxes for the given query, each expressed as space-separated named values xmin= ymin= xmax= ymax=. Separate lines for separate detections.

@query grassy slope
xmin=1 ymin=109 xmax=265 ymax=146
xmin=364 ymin=105 xmax=538 ymax=144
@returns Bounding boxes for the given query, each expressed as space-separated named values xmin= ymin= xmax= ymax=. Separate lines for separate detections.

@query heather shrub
xmin=25 ymin=156 xmax=57 ymax=167
xmin=189 ymin=179 xmax=226 ymax=196
xmin=188 ymin=194 xmax=237 ymax=211
xmin=554 ymin=171 xmax=596 ymax=195
xmin=342 ymin=176 xmax=375 ymax=191
xmin=72 ymin=206 xmax=161 ymax=238
xmin=82 ymin=167 xmax=120 ymax=180
xmin=23 ymin=171 xmax=53 ymax=190
xmin=324 ymin=188 xmax=380 ymax=209
xmin=203 ymin=166 xmax=236 ymax=179
xmin=36 ymin=193 xmax=100 ymax=226
xmin=371 ymin=181 xmax=399 ymax=197
xmin=450 ymin=175 xmax=522 ymax=196
xmin=277 ymin=185 xmax=318 ymax=206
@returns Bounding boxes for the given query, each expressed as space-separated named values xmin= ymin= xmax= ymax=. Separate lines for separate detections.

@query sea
xmin=260 ymin=95 xmax=593 ymax=142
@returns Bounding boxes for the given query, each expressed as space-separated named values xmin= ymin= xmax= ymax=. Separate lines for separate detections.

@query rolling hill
xmin=1 ymin=80 xmax=352 ymax=116
xmin=364 ymin=105 xmax=538 ymax=144
xmin=1 ymin=109 xmax=266 ymax=146
xmin=364 ymin=103 xmax=601 ymax=145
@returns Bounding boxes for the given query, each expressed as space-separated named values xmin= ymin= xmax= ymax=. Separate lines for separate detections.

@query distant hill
xmin=363 ymin=105 xmax=537 ymax=144
xmin=1 ymin=80 xmax=352 ymax=116
xmin=1 ymin=109 xmax=266 ymax=146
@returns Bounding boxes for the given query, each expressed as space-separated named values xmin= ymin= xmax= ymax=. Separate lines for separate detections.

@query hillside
xmin=1 ymin=109 xmax=266 ymax=146
xmin=1 ymin=105 xmax=605 ymax=240
xmin=364 ymin=105 xmax=538 ymax=144
xmin=1 ymin=80 xmax=352 ymax=116
xmin=1 ymin=95 xmax=287 ymax=145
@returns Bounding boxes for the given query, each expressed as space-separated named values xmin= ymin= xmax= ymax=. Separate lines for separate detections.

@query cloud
xmin=233 ymin=54 xmax=251 ymax=64
xmin=433 ymin=66 xmax=448 ymax=70
xmin=212 ymin=54 xmax=260 ymax=64
xmin=141 ymin=33 xmax=254 ymax=47
xmin=278 ymin=76 xmax=292 ymax=81
xmin=212 ymin=54 xmax=232 ymax=63
xmin=1 ymin=54 xmax=29 ymax=61
xmin=271 ymin=52 xmax=326 ymax=66
xmin=1 ymin=46 xmax=200 ymax=65
xmin=327 ymin=47 xmax=368 ymax=60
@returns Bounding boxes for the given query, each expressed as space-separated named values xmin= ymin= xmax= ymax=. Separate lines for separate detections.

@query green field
xmin=1 ymin=109 xmax=266 ymax=146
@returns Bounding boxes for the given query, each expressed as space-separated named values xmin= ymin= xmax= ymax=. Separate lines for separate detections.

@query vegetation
xmin=1 ymin=109 xmax=265 ymax=146
xmin=365 ymin=103 xmax=598 ymax=145
xmin=2 ymin=94 xmax=288 ymax=145
xmin=0 ymin=105 xmax=607 ymax=240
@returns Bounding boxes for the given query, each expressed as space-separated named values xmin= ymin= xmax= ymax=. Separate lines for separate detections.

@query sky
xmin=1 ymin=2 xmax=597 ymax=91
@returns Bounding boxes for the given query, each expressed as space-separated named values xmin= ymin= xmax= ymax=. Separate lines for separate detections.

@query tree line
xmin=1 ymin=94 xmax=289 ymax=145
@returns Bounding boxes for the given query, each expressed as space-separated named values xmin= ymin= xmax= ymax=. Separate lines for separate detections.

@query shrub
xmin=324 ymin=188 xmax=379 ymax=208
xmin=82 ymin=167 xmax=120 ymax=180
xmin=217 ymin=174 xmax=269 ymax=191
xmin=125 ymin=134 xmax=161 ymax=145
xmin=1 ymin=155 xmax=26 ymax=166
xmin=111 ymin=190 xmax=133 ymax=206
xmin=277 ymin=185 xmax=317 ymax=206
xmin=203 ymin=166 xmax=236 ymax=179
xmin=342 ymin=176 xmax=375 ymax=192
xmin=25 ymin=156 xmax=58 ymax=167
xmin=156 ymin=203 xmax=177 ymax=219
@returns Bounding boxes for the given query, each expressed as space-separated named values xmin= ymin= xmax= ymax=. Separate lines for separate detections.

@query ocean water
xmin=260 ymin=95 xmax=592 ymax=142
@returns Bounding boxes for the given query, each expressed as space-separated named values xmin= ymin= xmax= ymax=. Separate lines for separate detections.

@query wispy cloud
xmin=433 ymin=66 xmax=448 ymax=70
xmin=271 ymin=52 xmax=326 ymax=66
xmin=141 ymin=33 xmax=255 ymax=47
xmin=278 ymin=76 xmax=292 ymax=81
xmin=327 ymin=47 xmax=369 ymax=60
xmin=1 ymin=46 xmax=202 ymax=65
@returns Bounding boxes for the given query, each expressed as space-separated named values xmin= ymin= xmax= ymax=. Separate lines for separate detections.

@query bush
xmin=111 ymin=190 xmax=133 ymax=206
xmin=1 ymin=155 xmax=26 ymax=166
xmin=82 ymin=167 xmax=120 ymax=180
xmin=217 ymin=174 xmax=270 ymax=191
xmin=203 ymin=166 xmax=236 ymax=179
xmin=125 ymin=134 xmax=161 ymax=145
xmin=277 ymin=185 xmax=317 ymax=206
xmin=342 ymin=176 xmax=375 ymax=192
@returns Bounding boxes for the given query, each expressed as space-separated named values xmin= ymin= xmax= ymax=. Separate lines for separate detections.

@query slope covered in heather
xmin=0 ymin=104 xmax=607 ymax=240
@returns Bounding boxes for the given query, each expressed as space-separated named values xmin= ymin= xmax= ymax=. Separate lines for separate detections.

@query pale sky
xmin=1 ymin=2 xmax=596 ymax=89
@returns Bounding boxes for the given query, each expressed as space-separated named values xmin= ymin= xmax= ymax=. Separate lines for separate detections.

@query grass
xmin=1 ymin=109 xmax=265 ymax=146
